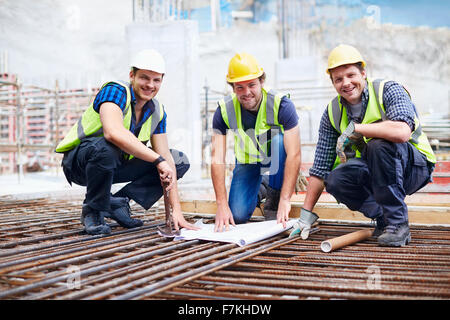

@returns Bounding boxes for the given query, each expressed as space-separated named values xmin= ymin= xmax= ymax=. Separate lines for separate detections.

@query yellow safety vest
xmin=219 ymin=88 xmax=286 ymax=163
xmin=328 ymin=78 xmax=436 ymax=169
xmin=55 ymin=81 xmax=164 ymax=160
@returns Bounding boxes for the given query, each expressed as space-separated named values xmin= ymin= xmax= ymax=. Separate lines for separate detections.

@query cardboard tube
xmin=321 ymin=229 xmax=373 ymax=253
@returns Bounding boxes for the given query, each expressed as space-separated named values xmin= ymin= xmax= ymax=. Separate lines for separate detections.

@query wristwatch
xmin=153 ymin=155 xmax=166 ymax=166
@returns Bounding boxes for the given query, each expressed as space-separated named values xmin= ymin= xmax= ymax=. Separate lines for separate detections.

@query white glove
xmin=288 ymin=208 xmax=319 ymax=239
xmin=289 ymin=220 xmax=312 ymax=239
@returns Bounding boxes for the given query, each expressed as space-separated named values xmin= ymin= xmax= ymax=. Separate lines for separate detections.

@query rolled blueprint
xmin=321 ymin=228 xmax=373 ymax=253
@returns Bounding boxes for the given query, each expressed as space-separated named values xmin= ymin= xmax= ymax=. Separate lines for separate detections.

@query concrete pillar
xmin=126 ymin=20 xmax=201 ymax=181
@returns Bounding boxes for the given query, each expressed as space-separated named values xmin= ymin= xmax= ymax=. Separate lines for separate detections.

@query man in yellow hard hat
xmin=56 ymin=49 xmax=198 ymax=235
xmin=290 ymin=44 xmax=436 ymax=247
xmin=211 ymin=52 xmax=304 ymax=231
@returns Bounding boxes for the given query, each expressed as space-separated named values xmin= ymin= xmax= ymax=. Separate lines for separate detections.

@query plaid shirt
xmin=309 ymin=80 xmax=417 ymax=180
xmin=93 ymin=82 xmax=167 ymax=136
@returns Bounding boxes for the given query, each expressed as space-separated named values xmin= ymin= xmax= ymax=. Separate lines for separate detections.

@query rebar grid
xmin=0 ymin=197 xmax=449 ymax=300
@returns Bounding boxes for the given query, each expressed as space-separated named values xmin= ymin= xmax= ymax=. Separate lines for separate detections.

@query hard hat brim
xmin=326 ymin=60 xmax=366 ymax=74
xmin=226 ymin=70 xmax=264 ymax=83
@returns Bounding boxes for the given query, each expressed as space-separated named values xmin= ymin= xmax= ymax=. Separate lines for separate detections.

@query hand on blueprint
xmin=277 ymin=199 xmax=291 ymax=229
xmin=172 ymin=208 xmax=200 ymax=231
xmin=214 ymin=204 xmax=236 ymax=232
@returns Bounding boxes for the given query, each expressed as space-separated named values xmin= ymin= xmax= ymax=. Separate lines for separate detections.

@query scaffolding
xmin=0 ymin=73 xmax=98 ymax=180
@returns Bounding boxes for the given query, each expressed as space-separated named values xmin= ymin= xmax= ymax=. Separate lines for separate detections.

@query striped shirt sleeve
xmin=93 ymin=83 xmax=127 ymax=113
xmin=153 ymin=110 xmax=167 ymax=134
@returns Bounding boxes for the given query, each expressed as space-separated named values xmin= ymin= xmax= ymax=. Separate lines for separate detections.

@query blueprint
xmin=174 ymin=219 xmax=296 ymax=246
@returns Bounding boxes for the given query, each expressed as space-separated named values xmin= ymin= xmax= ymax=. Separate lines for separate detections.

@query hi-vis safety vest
xmin=55 ymin=81 xmax=164 ymax=160
xmin=219 ymin=88 xmax=286 ymax=164
xmin=328 ymin=78 xmax=436 ymax=169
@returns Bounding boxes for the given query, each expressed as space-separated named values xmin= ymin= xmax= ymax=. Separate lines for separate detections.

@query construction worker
xmin=290 ymin=44 xmax=436 ymax=246
xmin=211 ymin=52 xmax=305 ymax=232
xmin=55 ymin=49 xmax=198 ymax=235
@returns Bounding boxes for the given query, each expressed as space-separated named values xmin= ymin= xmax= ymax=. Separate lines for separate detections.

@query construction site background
xmin=0 ymin=0 xmax=449 ymax=196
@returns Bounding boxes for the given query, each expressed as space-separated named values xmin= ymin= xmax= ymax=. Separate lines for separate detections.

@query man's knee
xmin=324 ymin=172 xmax=338 ymax=196
xmin=324 ymin=160 xmax=369 ymax=211
xmin=365 ymin=139 xmax=402 ymax=186
xmin=171 ymin=149 xmax=190 ymax=179
xmin=230 ymin=206 xmax=253 ymax=224
xmin=79 ymin=138 xmax=121 ymax=171
xmin=229 ymin=190 xmax=256 ymax=224
xmin=366 ymin=138 xmax=398 ymax=160
xmin=324 ymin=162 xmax=358 ymax=195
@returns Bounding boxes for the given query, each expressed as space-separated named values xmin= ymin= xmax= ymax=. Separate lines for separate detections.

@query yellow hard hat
xmin=326 ymin=44 xmax=366 ymax=74
xmin=226 ymin=53 xmax=264 ymax=83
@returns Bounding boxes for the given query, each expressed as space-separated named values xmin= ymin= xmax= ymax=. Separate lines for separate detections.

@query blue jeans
xmin=325 ymin=139 xmax=433 ymax=225
xmin=229 ymin=133 xmax=287 ymax=223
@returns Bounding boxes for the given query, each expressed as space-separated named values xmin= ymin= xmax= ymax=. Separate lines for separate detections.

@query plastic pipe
xmin=321 ymin=228 xmax=373 ymax=253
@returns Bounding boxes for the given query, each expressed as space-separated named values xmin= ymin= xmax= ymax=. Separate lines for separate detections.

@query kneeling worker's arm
xmin=277 ymin=125 xmax=301 ymax=227
xmin=100 ymin=102 xmax=163 ymax=162
xmin=354 ymin=120 xmax=411 ymax=143
xmin=100 ymin=102 xmax=174 ymax=191
xmin=211 ymin=133 xmax=235 ymax=232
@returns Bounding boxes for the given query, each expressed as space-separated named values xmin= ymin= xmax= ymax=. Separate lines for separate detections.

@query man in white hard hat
xmin=289 ymin=44 xmax=436 ymax=247
xmin=56 ymin=49 xmax=198 ymax=235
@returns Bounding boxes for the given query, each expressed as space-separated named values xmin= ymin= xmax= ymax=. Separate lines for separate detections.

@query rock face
xmin=309 ymin=18 xmax=450 ymax=115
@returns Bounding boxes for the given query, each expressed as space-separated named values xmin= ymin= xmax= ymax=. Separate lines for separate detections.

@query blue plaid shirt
xmin=93 ymin=82 xmax=166 ymax=136
xmin=310 ymin=80 xmax=417 ymax=180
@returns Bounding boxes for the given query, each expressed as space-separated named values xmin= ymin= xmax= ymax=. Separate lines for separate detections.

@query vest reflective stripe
xmin=265 ymin=89 xmax=277 ymax=125
xmin=328 ymin=78 xmax=436 ymax=169
xmin=373 ymin=79 xmax=422 ymax=144
xmin=219 ymin=88 xmax=285 ymax=164
xmin=56 ymin=81 xmax=164 ymax=160
xmin=127 ymin=98 xmax=163 ymax=160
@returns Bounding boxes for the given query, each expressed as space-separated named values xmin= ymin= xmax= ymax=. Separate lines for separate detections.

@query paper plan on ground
xmin=174 ymin=219 xmax=296 ymax=246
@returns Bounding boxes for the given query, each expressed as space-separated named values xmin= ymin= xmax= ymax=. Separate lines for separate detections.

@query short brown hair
xmin=329 ymin=62 xmax=365 ymax=82
xmin=227 ymin=72 xmax=266 ymax=88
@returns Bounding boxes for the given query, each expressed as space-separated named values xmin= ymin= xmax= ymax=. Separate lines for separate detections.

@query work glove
xmin=288 ymin=208 xmax=319 ymax=239
xmin=336 ymin=121 xmax=364 ymax=163
xmin=294 ymin=171 xmax=308 ymax=193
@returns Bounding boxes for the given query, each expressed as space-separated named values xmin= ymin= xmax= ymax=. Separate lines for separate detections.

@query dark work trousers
xmin=62 ymin=137 xmax=190 ymax=212
xmin=324 ymin=139 xmax=434 ymax=225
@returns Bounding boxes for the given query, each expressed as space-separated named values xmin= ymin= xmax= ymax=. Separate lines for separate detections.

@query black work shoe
xmin=263 ymin=186 xmax=281 ymax=221
xmin=81 ymin=205 xmax=111 ymax=235
xmin=377 ymin=222 xmax=411 ymax=247
xmin=372 ymin=216 xmax=387 ymax=237
xmin=103 ymin=197 xmax=143 ymax=229
xmin=263 ymin=209 xmax=277 ymax=221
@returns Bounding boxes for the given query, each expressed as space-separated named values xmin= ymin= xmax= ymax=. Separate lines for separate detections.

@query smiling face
xmin=129 ymin=68 xmax=163 ymax=103
xmin=329 ymin=64 xmax=367 ymax=105
xmin=233 ymin=78 xmax=264 ymax=112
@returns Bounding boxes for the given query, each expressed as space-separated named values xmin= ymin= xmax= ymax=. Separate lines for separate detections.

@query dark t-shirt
xmin=345 ymin=101 xmax=363 ymax=123
xmin=212 ymin=96 xmax=299 ymax=134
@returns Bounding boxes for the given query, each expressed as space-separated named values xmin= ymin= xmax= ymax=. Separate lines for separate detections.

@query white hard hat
xmin=130 ymin=49 xmax=166 ymax=74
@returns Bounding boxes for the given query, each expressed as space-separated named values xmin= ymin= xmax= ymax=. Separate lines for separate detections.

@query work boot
xmin=263 ymin=186 xmax=281 ymax=221
xmin=81 ymin=205 xmax=111 ymax=235
xmin=377 ymin=222 xmax=411 ymax=247
xmin=102 ymin=197 xmax=143 ymax=229
xmin=372 ymin=215 xmax=387 ymax=237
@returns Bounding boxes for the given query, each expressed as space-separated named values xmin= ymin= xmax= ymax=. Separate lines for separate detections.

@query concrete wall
xmin=126 ymin=21 xmax=202 ymax=180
